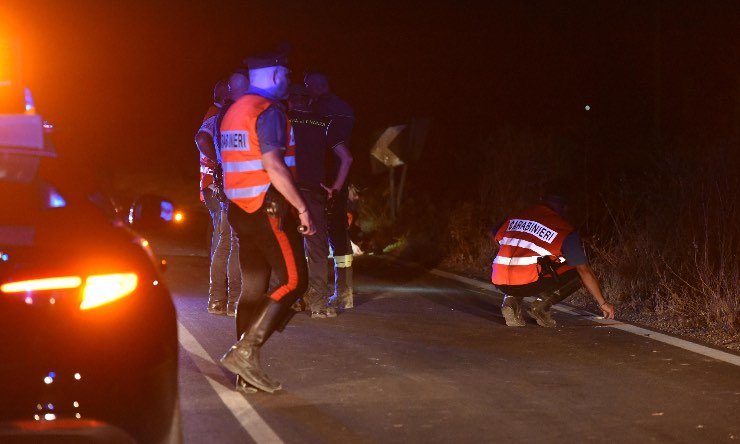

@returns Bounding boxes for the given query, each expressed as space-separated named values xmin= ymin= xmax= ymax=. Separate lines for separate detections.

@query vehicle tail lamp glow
xmin=80 ymin=273 xmax=138 ymax=310
xmin=1 ymin=273 xmax=138 ymax=310
xmin=1 ymin=276 xmax=82 ymax=293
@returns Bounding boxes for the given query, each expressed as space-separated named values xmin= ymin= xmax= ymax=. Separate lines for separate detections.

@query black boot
xmin=330 ymin=265 xmax=353 ymax=310
xmin=501 ymin=295 xmax=525 ymax=327
xmin=527 ymin=272 xmax=580 ymax=328
xmin=527 ymin=295 xmax=556 ymax=327
xmin=220 ymin=298 xmax=291 ymax=393
xmin=235 ymin=375 xmax=258 ymax=394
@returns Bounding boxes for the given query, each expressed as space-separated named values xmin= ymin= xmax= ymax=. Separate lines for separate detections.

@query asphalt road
xmin=162 ymin=253 xmax=740 ymax=444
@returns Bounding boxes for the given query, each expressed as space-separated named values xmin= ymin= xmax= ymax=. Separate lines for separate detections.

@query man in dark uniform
xmin=218 ymin=50 xmax=315 ymax=393
xmin=287 ymin=84 xmax=335 ymax=318
xmin=305 ymin=71 xmax=355 ymax=311
xmin=491 ymin=186 xmax=615 ymax=327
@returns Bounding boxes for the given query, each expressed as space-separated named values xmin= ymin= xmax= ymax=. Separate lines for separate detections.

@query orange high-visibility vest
xmin=220 ymin=94 xmax=291 ymax=213
xmin=491 ymin=204 xmax=574 ymax=286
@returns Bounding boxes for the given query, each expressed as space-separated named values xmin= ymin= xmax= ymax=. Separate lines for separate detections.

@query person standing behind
xmin=196 ymin=79 xmax=242 ymax=316
xmin=286 ymin=83 xmax=335 ymax=318
xmin=491 ymin=186 xmax=616 ymax=327
xmin=305 ymin=71 xmax=355 ymax=311
xmin=219 ymin=50 xmax=315 ymax=393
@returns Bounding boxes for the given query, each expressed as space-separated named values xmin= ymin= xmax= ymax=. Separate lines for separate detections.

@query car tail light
xmin=1 ymin=273 xmax=138 ymax=310
xmin=1 ymin=276 xmax=82 ymax=293
xmin=80 ymin=273 xmax=138 ymax=310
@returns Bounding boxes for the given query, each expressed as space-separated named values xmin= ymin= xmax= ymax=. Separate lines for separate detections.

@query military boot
xmin=330 ymin=266 xmax=353 ymax=310
xmin=220 ymin=299 xmax=290 ymax=393
xmin=527 ymin=295 xmax=557 ymax=328
xmin=235 ymin=375 xmax=257 ymax=394
xmin=207 ymin=299 xmax=227 ymax=315
xmin=226 ymin=301 xmax=237 ymax=317
xmin=226 ymin=295 xmax=239 ymax=317
xmin=303 ymin=287 xmax=329 ymax=318
xmin=290 ymin=298 xmax=306 ymax=313
xmin=501 ymin=295 xmax=525 ymax=327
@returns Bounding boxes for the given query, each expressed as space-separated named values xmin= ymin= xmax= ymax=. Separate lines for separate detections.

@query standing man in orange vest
xmin=219 ymin=49 xmax=314 ymax=393
xmin=196 ymin=79 xmax=242 ymax=316
xmin=491 ymin=186 xmax=615 ymax=327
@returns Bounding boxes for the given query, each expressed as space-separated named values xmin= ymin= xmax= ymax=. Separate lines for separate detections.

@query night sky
xmin=2 ymin=1 xmax=738 ymax=184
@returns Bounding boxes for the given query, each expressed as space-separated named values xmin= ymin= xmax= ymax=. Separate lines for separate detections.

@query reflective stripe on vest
xmin=222 ymin=159 xmax=264 ymax=173
xmin=498 ymin=237 xmax=555 ymax=257
xmin=492 ymin=256 xmax=540 ymax=266
xmin=225 ymin=183 xmax=271 ymax=200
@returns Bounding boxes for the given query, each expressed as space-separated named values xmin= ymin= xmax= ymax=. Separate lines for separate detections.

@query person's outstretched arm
xmin=575 ymin=264 xmax=615 ymax=319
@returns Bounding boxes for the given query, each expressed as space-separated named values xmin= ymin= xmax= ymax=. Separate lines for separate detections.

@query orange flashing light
xmin=174 ymin=212 xmax=184 ymax=223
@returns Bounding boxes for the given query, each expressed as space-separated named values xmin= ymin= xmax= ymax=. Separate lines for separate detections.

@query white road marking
xmin=177 ymin=321 xmax=285 ymax=444
xmin=390 ymin=258 xmax=740 ymax=367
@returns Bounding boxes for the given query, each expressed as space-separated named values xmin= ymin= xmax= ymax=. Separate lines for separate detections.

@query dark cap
xmin=244 ymin=49 xmax=289 ymax=70
xmin=287 ymin=83 xmax=308 ymax=96
xmin=541 ymin=178 xmax=573 ymax=211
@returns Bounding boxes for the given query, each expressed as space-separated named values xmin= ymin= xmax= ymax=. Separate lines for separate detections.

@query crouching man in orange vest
xmin=219 ymin=49 xmax=315 ymax=393
xmin=491 ymin=188 xmax=615 ymax=327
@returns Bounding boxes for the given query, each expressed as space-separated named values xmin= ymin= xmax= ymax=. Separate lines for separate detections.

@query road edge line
xmin=378 ymin=255 xmax=740 ymax=367
xmin=177 ymin=321 xmax=285 ymax=444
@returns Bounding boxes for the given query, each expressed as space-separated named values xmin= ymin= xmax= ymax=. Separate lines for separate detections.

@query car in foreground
xmin=0 ymin=111 xmax=180 ymax=443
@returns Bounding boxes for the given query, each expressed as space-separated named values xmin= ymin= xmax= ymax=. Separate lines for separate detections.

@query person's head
xmin=541 ymin=179 xmax=572 ymax=215
xmin=286 ymin=84 xmax=309 ymax=111
xmin=304 ymin=71 xmax=329 ymax=99
xmin=213 ymin=80 xmax=228 ymax=107
xmin=227 ymin=69 xmax=249 ymax=101
xmin=245 ymin=50 xmax=290 ymax=99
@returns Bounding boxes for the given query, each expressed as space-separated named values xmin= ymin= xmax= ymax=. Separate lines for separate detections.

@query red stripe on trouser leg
xmin=267 ymin=217 xmax=299 ymax=302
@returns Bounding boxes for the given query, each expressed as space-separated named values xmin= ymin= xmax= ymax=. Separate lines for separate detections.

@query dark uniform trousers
xmin=299 ymin=187 xmax=331 ymax=308
xmin=327 ymin=187 xmax=352 ymax=259
xmin=228 ymin=201 xmax=308 ymax=339
xmin=495 ymin=268 xmax=582 ymax=304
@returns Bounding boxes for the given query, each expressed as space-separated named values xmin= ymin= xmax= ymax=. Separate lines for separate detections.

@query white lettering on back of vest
xmin=221 ymin=131 xmax=250 ymax=151
xmin=506 ymin=219 xmax=558 ymax=244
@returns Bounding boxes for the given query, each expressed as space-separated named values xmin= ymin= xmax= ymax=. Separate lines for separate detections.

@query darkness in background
xmin=2 ymin=1 xmax=738 ymax=186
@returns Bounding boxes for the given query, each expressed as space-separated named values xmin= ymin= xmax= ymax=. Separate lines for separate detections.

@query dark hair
xmin=213 ymin=80 xmax=227 ymax=104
